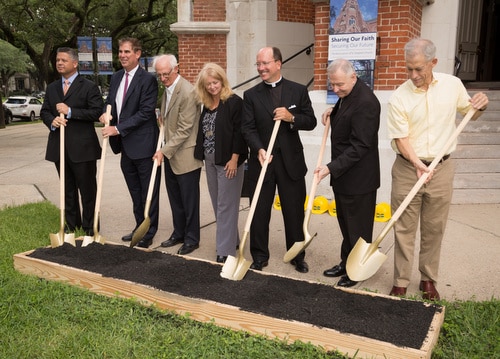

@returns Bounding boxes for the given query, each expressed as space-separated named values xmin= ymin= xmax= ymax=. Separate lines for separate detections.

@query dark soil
xmin=29 ymin=242 xmax=442 ymax=349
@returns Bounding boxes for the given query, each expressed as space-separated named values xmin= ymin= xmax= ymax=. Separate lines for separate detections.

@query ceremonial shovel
xmin=130 ymin=123 xmax=164 ymax=248
xmin=221 ymin=120 xmax=281 ymax=280
xmin=82 ymin=105 xmax=111 ymax=247
xmin=283 ymin=118 xmax=330 ymax=263
xmin=346 ymin=108 xmax=477 ymax=282
xmin=50 ymin=113 xmax=76 ymax=248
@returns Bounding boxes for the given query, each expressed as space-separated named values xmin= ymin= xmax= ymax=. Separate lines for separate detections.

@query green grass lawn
xmin=0 ymin=202 xmax=498 ymax=358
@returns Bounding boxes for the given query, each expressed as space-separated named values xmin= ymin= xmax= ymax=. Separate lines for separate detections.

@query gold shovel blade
xmin=81 ymin=235 xmax=94 ymax=247
xmin=220 ymin=254 xmax=252 ymax=281
xmin=130 ymin=218 xmax=151 ymax=248
xmin=81 ymin=233 xmax=106 ymax=247
xmin=346 ymin=237 xmax=387 ymax=282
xmin=49 ymin=232 xmax=75 ymax=248
xmin=283 ymin=231 xmax=317 ymax=263
xmin=94 ymin=234 xmax=106 ymax=244
xmin=49 ymin=233 xmax=64 ymax=248
xmin=64 ymin=233 xmax=76 ymax=246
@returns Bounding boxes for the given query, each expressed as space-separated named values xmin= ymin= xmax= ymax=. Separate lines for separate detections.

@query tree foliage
xmin=0 ymin=40 xmax=33 ymax=96
xmin=0 ymin=0 xmax=177 ymax=90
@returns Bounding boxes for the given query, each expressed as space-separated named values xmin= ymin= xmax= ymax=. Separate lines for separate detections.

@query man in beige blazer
xmin=152 ymin=54 xmax=203 ymax=255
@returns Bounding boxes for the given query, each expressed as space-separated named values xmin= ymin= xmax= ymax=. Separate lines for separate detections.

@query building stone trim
xmin=170 ymin=22 xmax=230 ymax=35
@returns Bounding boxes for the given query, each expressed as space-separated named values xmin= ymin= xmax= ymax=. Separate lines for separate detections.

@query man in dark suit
xmin=241 ymin=46 xmax=317 ymax=273
xmin=41 ymin=47 xmax=104 ymax=235
xmin=101 ymin=37 xmax=159 ymax=248
xmin=316 ymin=59 xmax=380 ymax=287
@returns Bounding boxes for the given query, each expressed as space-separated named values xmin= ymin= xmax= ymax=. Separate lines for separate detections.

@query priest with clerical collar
xmin=241 ymin=46 xmax=317 ymax=274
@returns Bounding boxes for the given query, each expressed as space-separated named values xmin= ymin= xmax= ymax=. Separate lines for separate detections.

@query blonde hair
xmin=195 ymin=63 xmax=234 ymax=108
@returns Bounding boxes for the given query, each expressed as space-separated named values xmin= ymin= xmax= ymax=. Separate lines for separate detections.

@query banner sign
xmin=77 ymin=37 xmax=93 ymax=75
xmin=77 ymin=36 xmax=113 ymax=75
xmin=96 ymin=37 xmax=113 ymax=75
xmin=327 ymin=0 xmax=378 ymax=103
xmin=140 ymin=57 xmax=156 ymax=73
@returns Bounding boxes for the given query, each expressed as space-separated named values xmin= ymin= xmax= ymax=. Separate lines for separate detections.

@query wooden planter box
xmin=14 ymin=242 xmax=444 ymax=359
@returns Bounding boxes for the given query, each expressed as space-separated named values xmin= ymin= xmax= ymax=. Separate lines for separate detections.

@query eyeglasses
xmin=255 ymin=60 xmax=277 ymax=67
xmin=157 ymin=69 xmax=174 ymax=79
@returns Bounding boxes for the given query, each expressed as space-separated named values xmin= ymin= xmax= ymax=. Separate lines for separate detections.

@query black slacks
xmin=334 ymin=190 xmax=377 ymax=265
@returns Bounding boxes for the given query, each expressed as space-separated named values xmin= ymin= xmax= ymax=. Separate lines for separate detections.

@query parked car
xmin=2 ymin=104 xmax=13 ymax=124
xmin=31 ymin=91 xmax=46 ymax=99
xmin=3 ymin=96 xmax=43 ymax=121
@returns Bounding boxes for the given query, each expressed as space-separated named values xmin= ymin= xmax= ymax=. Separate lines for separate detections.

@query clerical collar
xmin=264 ymin=77 xmax=283 ymax=88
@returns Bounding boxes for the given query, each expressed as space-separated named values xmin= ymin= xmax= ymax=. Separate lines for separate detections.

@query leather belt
xmin=399 ymin=154 xmax=450 ymax=166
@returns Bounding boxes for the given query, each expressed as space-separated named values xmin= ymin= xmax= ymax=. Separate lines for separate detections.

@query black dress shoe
xmin=216 ymin=255 xmax=227 ymax=263
xmin=323 ymin=264 xmax=346 ymax=277
xmin=161 ymin=236 xmax=184 ymax=247
xmin=337 ymin=275 xmax=358 ymax=287
xmin=177 ymin=243 xmax=199 ymax=255
xmin=137 ymin=238 xmax=152 ymax=248
xmin=122 ymin=232 xmax=134 ymax=242
xmin=290 ymin=259 xmax=309 ymax=273
xmin=250 ymin=260 xmax=268 ymax=271
xmin=83 ymin=228 xmax=94 ymax=236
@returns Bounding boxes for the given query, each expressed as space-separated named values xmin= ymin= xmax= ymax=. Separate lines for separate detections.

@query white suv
xmin=3 ymin=96 xmax=43 ymax=121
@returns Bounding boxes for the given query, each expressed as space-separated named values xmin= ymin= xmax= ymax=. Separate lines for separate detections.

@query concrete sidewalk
xmin=1 ymin=122 xmax=499 ymax=301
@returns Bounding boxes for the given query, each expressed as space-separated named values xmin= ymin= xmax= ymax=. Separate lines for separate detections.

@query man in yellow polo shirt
xmin=387 ymin=38 xmax=489 ymax=300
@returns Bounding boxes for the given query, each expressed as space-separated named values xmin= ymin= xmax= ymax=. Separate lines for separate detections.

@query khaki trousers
xmin=391 ymin=155 xmax=455 ymax=287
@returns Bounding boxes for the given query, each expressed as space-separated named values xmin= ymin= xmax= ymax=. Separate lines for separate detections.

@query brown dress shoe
xmin=419 ymin=280 xmax=440 ymax=300
xmin=389 ymin=286 xmax=407 ymax=296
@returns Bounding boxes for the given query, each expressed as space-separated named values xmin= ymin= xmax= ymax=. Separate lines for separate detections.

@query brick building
xmin=170 ymin=0 xmax=500 ymax=204
xmin=170 ymin=0 xmax=452 ymax=91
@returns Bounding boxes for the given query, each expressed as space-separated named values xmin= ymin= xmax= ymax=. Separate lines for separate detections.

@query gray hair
xmin=152 ymin=54 xmax=178 ymax=71
xmin=404 ymin=38 xmax=436 ymax=62
xmin=327 ymin=58 xmax=355 ymax=76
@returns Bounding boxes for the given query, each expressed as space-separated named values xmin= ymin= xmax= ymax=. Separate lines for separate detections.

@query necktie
xmin=63 ymin=80 xmax=70 ymax=95
xmin=122 ymin=72 xmax=129 ymax=105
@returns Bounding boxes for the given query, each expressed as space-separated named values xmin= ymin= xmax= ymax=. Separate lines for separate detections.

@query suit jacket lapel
xmin=331 ymin=97 xmax=344 ymax=132
xmin=123 ymin=67 xmax=141 ymax=103
xmin=255 ymin=82 xmax=275 ymax=118
xmin=64 ymin=75 xmax=83 ymax=99
xmin=166 ymin=77 xmax=184 ymax=116
xmin=109 ymin=70 xmax=125 ymax=104
xmin=160 ymin=90 xmax=167 ymax=117
xmin=58 ymin=83 xmax=65 ymax=100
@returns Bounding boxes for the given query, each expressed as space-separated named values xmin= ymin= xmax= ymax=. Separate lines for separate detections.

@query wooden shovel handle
xmin=374 ymin=107 xmax=477 ymax=247
xmin=59 ymin=113 xmax=65 ymax=232
xmin=143 ymin=124 xmax=165 ymax=217
xmin=304 ymin=118 xmax=330 ymax=215
xmin=243 ymin=120 xmax=281 ymax=233
xmin=92 ymin=105 xmax=112 ymax=233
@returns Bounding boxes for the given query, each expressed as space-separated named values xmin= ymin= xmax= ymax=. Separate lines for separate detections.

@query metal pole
xmin=92 ymin=25 xmax=99 ymax=86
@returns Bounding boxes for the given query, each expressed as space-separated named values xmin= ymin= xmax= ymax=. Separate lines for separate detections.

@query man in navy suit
xmin=41 ymin=47 xmax=104 ymax=235
xmin=241 ymin=46 xmax=317 ymax=273
xmin=316 ymin=59 xmax=380 ymax=287
xmin=101 ymin=37 xmax=160 ymax=248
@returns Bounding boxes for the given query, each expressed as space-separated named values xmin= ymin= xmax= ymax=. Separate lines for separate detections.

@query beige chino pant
xmin=391 ymin=155 xmax=455 ymax=288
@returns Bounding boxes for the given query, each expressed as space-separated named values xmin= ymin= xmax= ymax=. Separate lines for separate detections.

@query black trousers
xmin=56 ymin=159 xmax=97 ymax=234
xmin=120 ymin=151 xmax=161 ymax=239
xmin=249 ymin=152 xmax=306 ymax=263
xmin=164 ymin=159 xmax=201 ymax=246
xmin=334 ymin=190 xmax=377 ymax=265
